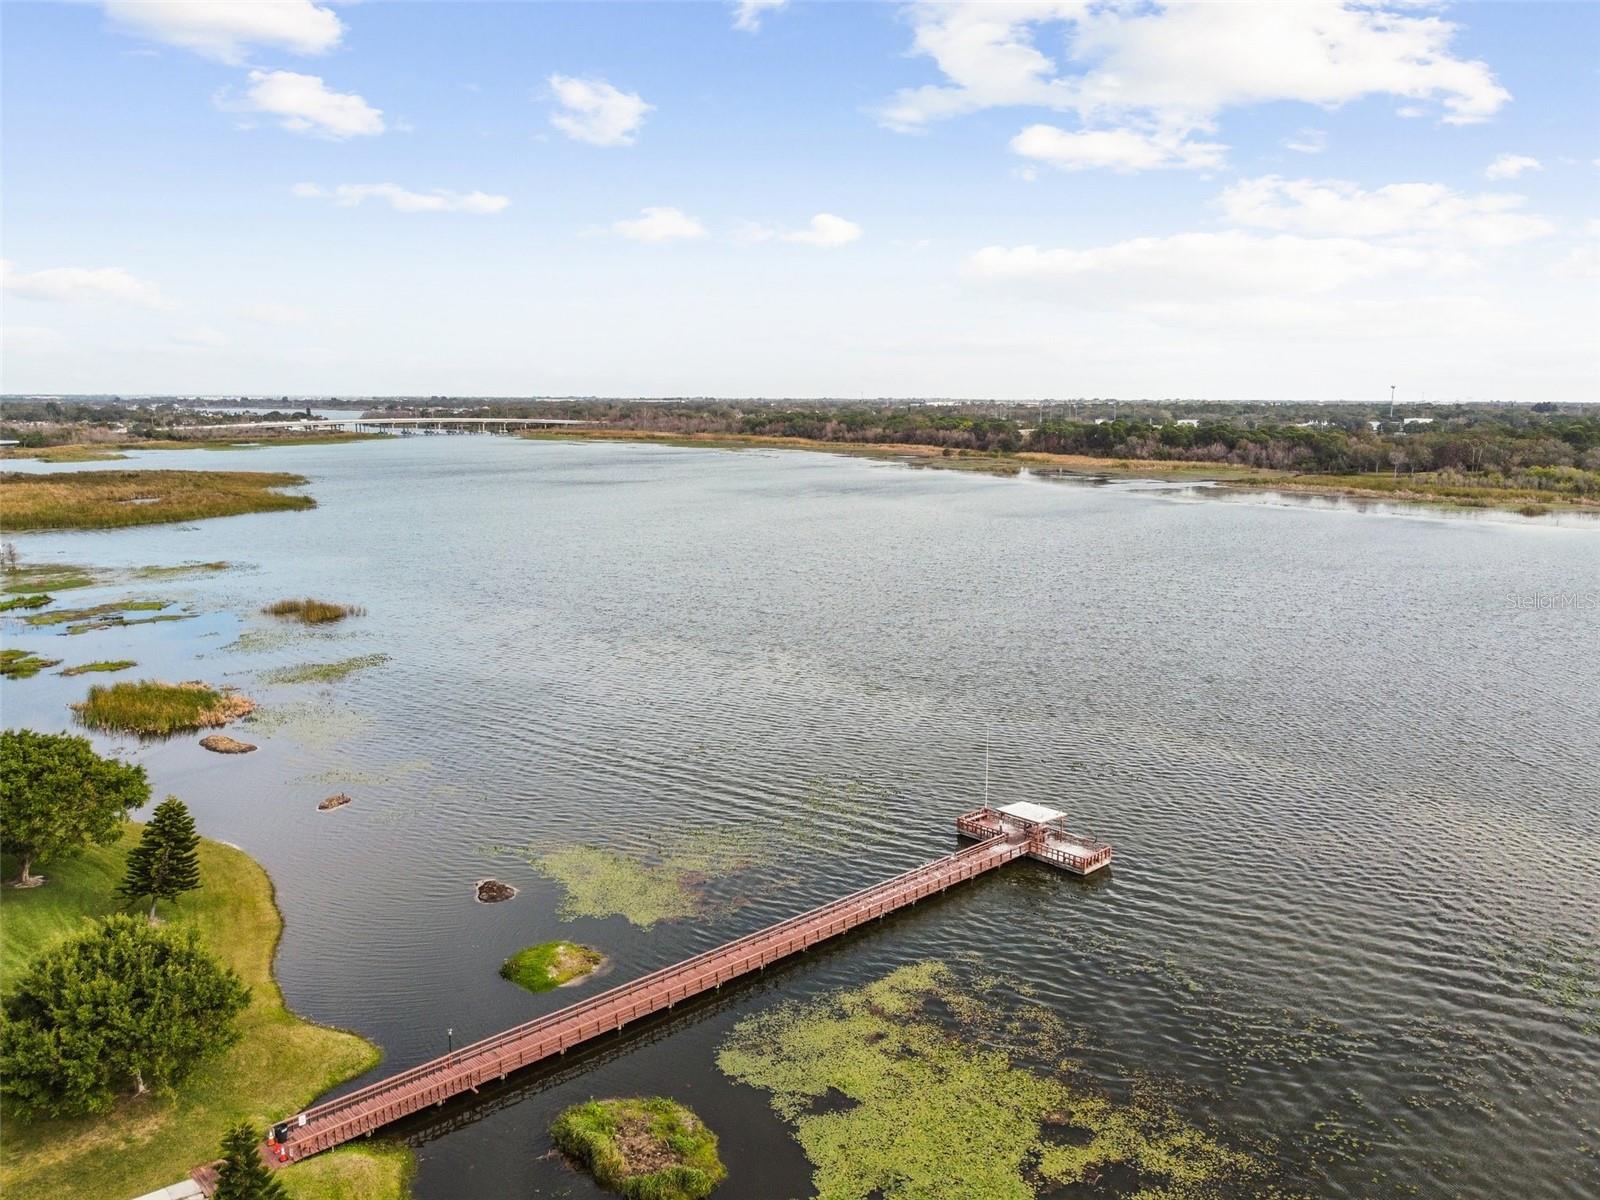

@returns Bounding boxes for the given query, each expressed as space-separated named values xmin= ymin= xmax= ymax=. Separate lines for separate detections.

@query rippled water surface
xmin=5 ymin=438 xmax=1598 ymax=1199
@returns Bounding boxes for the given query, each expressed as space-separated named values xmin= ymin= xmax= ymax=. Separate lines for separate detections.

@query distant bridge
xmin=171 ymin=417 xmax=587 ymax=437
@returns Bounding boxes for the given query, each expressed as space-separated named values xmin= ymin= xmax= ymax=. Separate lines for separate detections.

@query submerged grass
xmin=500 ymin=940 xmax=602 ymax=993
xmin=24 ymin=600 xmax=168 ymax=626
xmin=550 ymin=1097 xmax=726 ymax=1200
xmin=718 ymin=961 xmax=1277 ymax=1200
xmin=59 ymin=659 xmax=138 ymax=676
xmin=3 ymin=564 xmax=101 ymax=593
xmin=66 ymin=613 xmax=194 ymax=635
xmin=262 ymin=598 xmax=366 ymax=625
xmin=0 ymin=650 xmax=63 ymax=679
xmin=132 ymin=561 xmax=231 ymax=579
xmin=0 ymin=469 xmax=313 ymax=530
xmin=0 ymin=826 xmax=399 ymax=1200
xmin=259 ymin=653 xmax=389 ymax=685
xmin=72 ymin=680 xmax=256 ymax=736
xmin=522 ymin=828 xmax=767 ymax=930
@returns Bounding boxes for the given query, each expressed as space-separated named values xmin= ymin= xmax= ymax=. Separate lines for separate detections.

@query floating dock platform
xmin=956 ymin=802 xmax=1113 ymax=874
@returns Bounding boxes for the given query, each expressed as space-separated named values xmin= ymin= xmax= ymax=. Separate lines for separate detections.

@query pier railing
xmin=278 ymin=832 xmax=1025 ymax=1157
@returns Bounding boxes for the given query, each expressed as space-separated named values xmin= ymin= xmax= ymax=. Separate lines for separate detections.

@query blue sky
xmin=2 ymin=1 xmax=1596 ymax=401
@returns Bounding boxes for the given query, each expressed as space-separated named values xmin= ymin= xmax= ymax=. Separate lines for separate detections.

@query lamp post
xmin=447 ymin=1027 xmax=454 ymax=1064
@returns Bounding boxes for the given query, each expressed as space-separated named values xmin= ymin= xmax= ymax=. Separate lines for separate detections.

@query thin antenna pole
xmin=972 ymin=729 xmax=985 ymax=812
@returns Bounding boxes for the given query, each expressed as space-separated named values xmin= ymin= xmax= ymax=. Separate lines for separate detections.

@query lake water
xmin=4 ymin=437 xmax=1598 ymax=1199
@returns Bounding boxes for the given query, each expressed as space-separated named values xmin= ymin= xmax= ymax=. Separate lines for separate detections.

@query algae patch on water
xmin=260 ymin=653 xmax=390 ymax=685
xmin=718 ymin=961 xmax=1272 ymax=1200
xmin=521 ymin=824 xmax=768 ymax=929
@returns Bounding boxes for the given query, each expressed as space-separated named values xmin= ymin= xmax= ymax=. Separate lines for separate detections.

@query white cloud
xmin=102 ymin=0 xmax=342 ymax=64
xmin=781 ymin=213 xmax=863 ymax=247
xmin=612 ymin=207 xmax=707 ymax=242
xmin=171 ymin=326 xmax=229 ymax=349
xmin=1220 ymin=175 xmax=1555 ymax=247
xmin=1283 ymin=127 xmax=1327 ymax=154
xmin=548 ymin=75 xmax=652 ymax=147
xmin=1 ymin=259 xmax=173 ymax=309
xmin=732 ymin=0 xmax=788 ymax=33
xmin=1 ymin=325 xmax=68 ymax=354
xmin=1485 ymin=153 xmax=1541 ymax=180
xmin=1011 ymin=124 xmax=1225 ymax=171
xmin=293 ymin=182 xmax=510 ymax=214
xmin=879 ymin=1 xmax=1509 ymax=170
xmin=240 ymin=302 xmax=311 ymax=326
xmin=1554 ymin=219 xmax=1600 ymax=279
xmin=965 ymin=232 xmax=1445 ymax=305
xmin=225 ymin=70 xmax=384 ymax=139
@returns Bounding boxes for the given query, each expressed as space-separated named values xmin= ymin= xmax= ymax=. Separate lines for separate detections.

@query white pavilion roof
xmin=997 ymin=801 xmax=1064 ymax=825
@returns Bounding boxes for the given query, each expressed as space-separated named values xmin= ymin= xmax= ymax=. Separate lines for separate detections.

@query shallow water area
xmin=3 ymin=436 xmax=1597 ymax=1199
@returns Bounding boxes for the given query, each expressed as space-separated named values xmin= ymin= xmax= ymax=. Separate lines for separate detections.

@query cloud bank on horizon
xmin=1 ymin=0 xmax=1595 ymax=400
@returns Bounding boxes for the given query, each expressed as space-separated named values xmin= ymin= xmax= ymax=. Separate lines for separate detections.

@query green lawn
xmin=0 ymin=826 xmax=413 ymax=1200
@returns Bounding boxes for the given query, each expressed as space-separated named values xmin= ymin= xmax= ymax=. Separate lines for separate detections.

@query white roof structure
xmin=997 ymin=801 xmax=1064 ymax=825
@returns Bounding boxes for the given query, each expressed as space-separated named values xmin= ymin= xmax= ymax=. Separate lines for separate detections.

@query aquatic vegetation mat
xmin=519 ymin=824 xmax=768 ymax=929
xmin=718 ymin=961 xmax=1277 ymax=1200
xmin=0 ymin=470 xmax=313 ymax=530
xmin=500 ymin=941 xmax=602 ymax=993
xmin=72 ymin=680 xmax=257 ymax=736
xmin=1 ymin=649 xmax=63 ymax=679
xmin=244 ymin=699 xmax=374 ymax=749
xmin=550 ymin=1097 xmax=726 ymax=1200
xmin=259 ymin=653 xmax=390 ymax=685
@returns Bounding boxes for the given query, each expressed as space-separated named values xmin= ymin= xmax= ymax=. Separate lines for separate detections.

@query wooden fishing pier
xmin=263 ymin=805 xmax=1110 ymax=1163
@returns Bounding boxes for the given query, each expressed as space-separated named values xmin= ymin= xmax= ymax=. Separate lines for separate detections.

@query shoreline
xmin=521 ymin=428 xmax=1600 ymax=517
xmin=0 ymin=824 xmax=413 ymax=1200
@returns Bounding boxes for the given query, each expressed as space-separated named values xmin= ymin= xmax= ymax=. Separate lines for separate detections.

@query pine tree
xmin=119 ymin=796 xmax=201 ymax=920
xmin=213 ymin=1123 xmax=288 ymax=1200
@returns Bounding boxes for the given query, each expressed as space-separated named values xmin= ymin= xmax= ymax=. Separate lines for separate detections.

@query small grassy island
xmin=0 ymin=469 xmax=314 ymax=530
xmin=72 ymin=680 xmax=256 ymax=736
xmin=500 ymin=940 xmax=602 ymax=993
xmin=60 ymin=659 xmax=138 ymax=677
xmin=0 ymin=825 xmax=410 ymax=1200
xmin=263 ymin=597 xmax=367 ymax=625
xmin=550 ymin=1097 xmax=726 ymax=1200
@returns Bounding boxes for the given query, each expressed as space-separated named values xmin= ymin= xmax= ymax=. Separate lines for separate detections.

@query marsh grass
xmin=718 ymin=961 xmax=1267 ymax=1200
xmin=259 ymin=654 xmax=389 ymax=685
xmin=0 ymin=470 xmax=313 ymax=530
xmin=59 ymin=660 xmax=138 ymax=676
xmin=0 ymin=825 xmax=399 ymax=1200
xmin=262 ymin=598 xmax=366 ymax=625
xmin=550 ymin=1097 xmax=725 ymax=1200
xmin=500 ymin=941 xmax=602 ymax=993
xmin=72 ymin=680 xmax=256 ymax=736
xmin=0 ymin=594 xmax=52 ymax=612
xmin=0 ymin=650 xmax=63 ymax=679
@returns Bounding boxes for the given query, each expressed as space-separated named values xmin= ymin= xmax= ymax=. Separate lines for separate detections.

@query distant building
xmin=1174 ymin=418 xmax=1199 ymax=427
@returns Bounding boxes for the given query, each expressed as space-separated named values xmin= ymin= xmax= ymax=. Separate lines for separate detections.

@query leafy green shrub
xmin=0 ymin=914 xmax=249 ymax=1117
